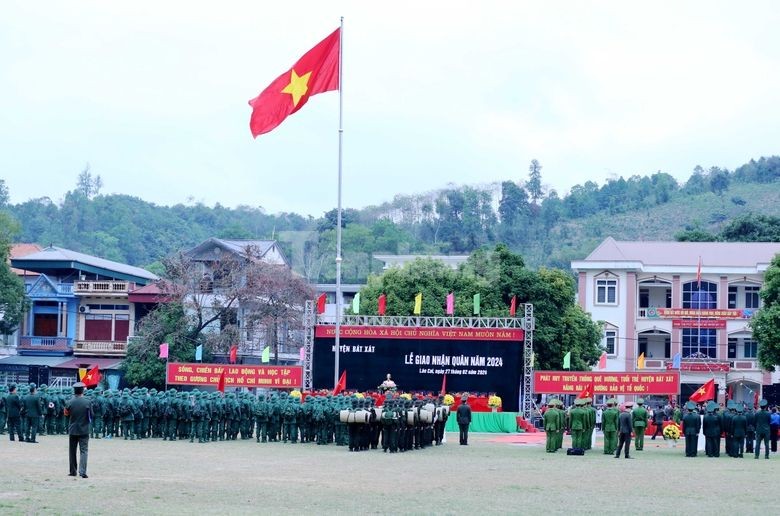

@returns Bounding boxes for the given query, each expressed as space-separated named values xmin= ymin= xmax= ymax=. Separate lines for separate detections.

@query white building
xmin=572 ymin=237 xmax=780 ymax=404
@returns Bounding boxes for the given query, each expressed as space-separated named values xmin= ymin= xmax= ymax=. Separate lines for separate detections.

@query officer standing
xmin=66 ymin=382 xmax=92 ymax=478
xmin=569 ymin=399 xmax=586 ymax=450
xmin=754 ymin=399 xmax=771 ymax=459
xmin=702 ymin=401 xmax=721 ymax=457
xmin=5 ymin=384 xmax=24 ymax=442
xmin=682 ymin=401 xmax=701 ymax=457
xmin=632 ymin=398 xmax=648 ymax=451
xmin=456 ymin=395 xmax=472 ymax=445
xmin=601 ymin=398 xmax=619 ymax=455
xmin=731 ymin=404 xmax=747 ymax=458
xmin=614 ymin=402 xmax=633 ymax=459
xmin=543 ymin=399 xmax=559 ymax=453
xmin=22 ymin=383 xmax=43 ymax=443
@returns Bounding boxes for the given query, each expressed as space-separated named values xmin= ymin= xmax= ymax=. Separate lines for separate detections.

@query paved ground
xmin=0 ymin=432 xmax=776 ymax=515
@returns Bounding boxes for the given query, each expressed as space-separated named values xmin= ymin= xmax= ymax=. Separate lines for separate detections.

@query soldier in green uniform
xmin=731 ymin=404 xmax=747 ymax=457
xmin=744 ymin=403 xmax=756 ymax=454
xmin=682 ymin=401 xmax=701 ymax=457
xmin=583 ymin=398 xmax=595 ymax=450
xmin=543 ymin=399 xmax=559 ymax=452
xmin=754 ymin=399 xmax=771 ymax=459
xmin=22 ymin=383 xmax=43 ymax=443
xmin=672 ymin=404 xmax=682 ymax=425
xmin=5 ymin=384 xmax=23 ymax=441
xmin=702 ymin=401 xmax=721 ymax=457
xmin=601 ymin=398 xmax=619 ymax=455
xmin=632 ymin=398 xmax=649 ymax=451
xmin=0 ymin=385 xmax=7 ymax=435
xmin=723 ymin=401 xmax=736 ymax=457
xmin=569 ymin=398 xmax=586 ymax=449
xmin=119 ymin=391 xmax=135 ymax=440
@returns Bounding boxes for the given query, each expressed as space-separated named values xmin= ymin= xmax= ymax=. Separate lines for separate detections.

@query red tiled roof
xmin=9 ymin=243 xmax=42 ymax=276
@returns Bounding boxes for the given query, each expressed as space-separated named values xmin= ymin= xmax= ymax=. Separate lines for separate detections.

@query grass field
xmin=1 ymin=431 xmax=776 ymax=515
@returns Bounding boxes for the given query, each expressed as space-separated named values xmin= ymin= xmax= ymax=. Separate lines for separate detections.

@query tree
xmin=498 ymin=181 xmax=529 ymax=226
xmin=0 ymin=213 xmax=26 ymax=338
xmin=527 ymin=159 xmax=543 ymax=205
xmin=751 ymin=254 xmax=780 ymax=371
xmin=708 ymin=167 xmax=730 ymax=197
xmin=75 ymin=163 xmax=103 ymax=199
xmin=720 ymin=214 xmax=780 ymax=242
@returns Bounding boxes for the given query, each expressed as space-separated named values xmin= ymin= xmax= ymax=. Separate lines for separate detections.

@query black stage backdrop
xmin=313 ymin=334 xmax=522 ymax=412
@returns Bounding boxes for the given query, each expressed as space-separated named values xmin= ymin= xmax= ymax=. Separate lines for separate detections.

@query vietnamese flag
xmin=509 ymin=295 xmax=517 ymax=317
xmin=333 ymin=370 xmax=347 ymax=395
xmin=229 ymin=345 xmax=238 ymax=364
xmin=82 ymin=366 xmax=101 ymax=387
xmin=316 ymin=293 xmax=326 ymax=314
xmin=378 ymin=294 xmax=387 ymax=316
xmin=217 ymin=370 xmax=226 ymax=393
xmin=248 ymin=28 xmax=340 ymax=137
xmin=689 ymin=378 xmax=715 ymax=403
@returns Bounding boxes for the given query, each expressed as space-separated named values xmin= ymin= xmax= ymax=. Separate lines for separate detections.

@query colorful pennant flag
xmin=473 ymin=293 xmax=481 ymax=315
xmin=195 ymin=344 xmax=203 ymax=361
xmin=598 ymin=352 xmax=607 ymax=370
xmin=672 ymin=352 xmax=681 ymax=369
xmin=261 ymin=346 xmax=270 ymax=364
xmin=413 ymin=293 xmax=422 ymax=315
xmin=446 ymin=292 xmax=454 ymax=315
xmin=562 ymin=351 xmax=571 ymax=369
xmin=78 ymin=368 xmax=87 ymax=380
xmin=440 ymin=373 xmax=447 ymax=396
xmin=299 ymin=346 xmax=305 ymax=362
xmin=217 ymin=370 xmax=226 ymax=393
xmin=637 ymin=352 xmax=645 ymax=370
xmin=316 ymin=293 xmax=326 ymax=314
xmin=509 ymin=295 xmax=517 ymax=317
xmin=159 ymin=343 xmax=169 ymax=359
xmin=378 ymin=294 xmax=387 ymax=316
xmin=352 ymin=292 xmax=361 ymax=314
xmin=248 ymin=28 xmax=340 ymax=137
xmin=229 ymin=345 xmax=238 ymax=364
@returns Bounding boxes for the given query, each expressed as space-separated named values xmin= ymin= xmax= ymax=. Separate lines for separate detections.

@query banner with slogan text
xmin=167 ymin=363 xmax=303 ymax=389
xmin=647 ymin=308 xmax=749 ymax=319
xmin=533 ymin=371 xmax=680 ymax=395
xmin=314 ymin=325 xmax=524 ymax=341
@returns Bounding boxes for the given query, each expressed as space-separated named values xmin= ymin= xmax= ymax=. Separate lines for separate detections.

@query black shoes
xmin=80 ymin=474 xmax=88 ymax=479
xmin=68 ymin=473 xmax=77 ymax=477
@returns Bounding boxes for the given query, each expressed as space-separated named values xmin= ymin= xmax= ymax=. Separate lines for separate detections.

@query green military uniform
xmin=22 ymin=384 xmax=43 ymax=443
xmin=601 ymin=399 xmax=619 ymax=455
xmin=754 ymin=399 xmax=771 ymax=459
xmin=569 ymin=399 xmax=586 ymax=449
xmin=583 ymin=398 xmax=595 ymax=450
xmin=543 ymin=400 xmax=559 ymax=452
xmin=702 ymin=402 xmax=721 ymax=457
xmin=731 ymin=404 xmax=747 ymax=457
xmin=682 ymin=401 xmax=701 ymax=457
xmin=632 ymin=398 xmax=648 ymax=451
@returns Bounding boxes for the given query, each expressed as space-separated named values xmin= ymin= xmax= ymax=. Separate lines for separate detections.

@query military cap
xmin=759 ymin=399 xmax=768 ymax=408
xmin=736 ymin=404 xmax=744 ymax=412
xmin=636 ymin=398 xmax=645 ymax=405
xmin=706 ymin=401 xmax=717 ymax=413
xmin=685 ymin=401 xmax=696 ymax=410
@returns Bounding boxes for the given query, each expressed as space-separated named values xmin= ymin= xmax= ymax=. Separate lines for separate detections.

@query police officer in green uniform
xmin=601 ymin=398 xmax=619 ymax=455
xmin=543 ymin=399 xmax=559 ymax=452
xmin=682 ymin=401 xmax=701 ymax=457
xmin=569 ymin=398 xmax=586 ymax=449
xmin=754 ymin=399 xmax=771 ymax=459
xmin=22 ymin=383 xmax=43 ymax=443
xmin=632 ymin=398 xmax=648 ymax=451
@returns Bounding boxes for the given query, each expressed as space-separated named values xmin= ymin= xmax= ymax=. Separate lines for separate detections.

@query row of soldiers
xmin=683 ymin=398 xmax=773 ymax=459
xmin=1 ymin=383 xmax=449 ymax=453
xmin=541 ymin=397 xmax=600 ymax=452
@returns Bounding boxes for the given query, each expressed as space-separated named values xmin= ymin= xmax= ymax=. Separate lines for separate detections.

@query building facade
xmin=572 ymin=237 xmax=780 ymax=405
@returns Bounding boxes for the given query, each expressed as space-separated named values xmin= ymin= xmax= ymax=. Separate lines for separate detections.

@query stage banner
xmin=167 ymin=363 xmax=302 ymax=389
xmin=534 ymin=371 xmax=680 ymax=395
xmin=314 ymin=325 xmax=523 ymax=411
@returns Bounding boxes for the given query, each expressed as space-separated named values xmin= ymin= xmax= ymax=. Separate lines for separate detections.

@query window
xmin=743 ymin=338 xmax=757 ymax=358
xmin=728 ymin=286 xmax=737 ymax=309
xmin=728 ymin=338 xmax=737 ymax=359
xmin=596 ymin=279 xmax=618 ymax=305
xmin=682 ymin=328 xmax=717 ymax=359
xmin=682 ymin=281 xmax=717 ymax=309
xmin=744 ymin=286 xmax=760 ymax=309
xmin=639 ymin=288 xmax=649 ymax=308
xmin=603 ymin=330 xmax=617 ymax=355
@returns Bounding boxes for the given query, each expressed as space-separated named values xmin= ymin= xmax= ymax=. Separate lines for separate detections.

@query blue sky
xmin=2 ymin=1 xmax=779 ymax=216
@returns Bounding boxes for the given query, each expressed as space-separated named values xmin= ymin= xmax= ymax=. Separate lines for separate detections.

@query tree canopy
xmin=751 ymin=254 xmax=780 ymax=372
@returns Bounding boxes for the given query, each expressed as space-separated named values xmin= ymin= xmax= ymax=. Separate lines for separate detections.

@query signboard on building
xmin=167 ymin=363 xmax=303 ymax=388
xmin=313 ymin=325 xmax=523 ymax=411
xmin=665 ymin=361 xmax=730 ymax=372
xmin=672 ymin=319 xmax=727 ymax=329
xmin=533 ymin=371 xmax=680 ymax=395
xmin=651 ymin=308 xmax=747 ymax=319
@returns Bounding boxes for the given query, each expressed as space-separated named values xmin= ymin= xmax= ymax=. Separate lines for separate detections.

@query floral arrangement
xmin=290 ymin=389 xmax=302 ymax=399
xmin=488 ymin=395 xmax=503 ymax=408
xmin=663 ymin=424 xmax=681 ymax=441
xmin=399 ymin=393 xmax=412 ymax=400
xmin=354 ymin=392 xmax=365 ymax=399
xmin=378 ymin=378 xmax=397 ymax=393
xmin=443 ymin=394 xmax=455 ymax=406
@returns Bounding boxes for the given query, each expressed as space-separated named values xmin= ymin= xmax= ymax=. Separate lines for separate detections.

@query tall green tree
xmin=0 ymin=212 xmax=26 ymax=338
xmin=527 ymin=159 xmax=543 ymax=205
xmin=751 ymin=254 xmax=780 ymax=371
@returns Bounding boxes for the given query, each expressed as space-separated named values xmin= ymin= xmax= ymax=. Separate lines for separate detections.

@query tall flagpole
xmin=334 ymin=16 xmax=344 ymax=389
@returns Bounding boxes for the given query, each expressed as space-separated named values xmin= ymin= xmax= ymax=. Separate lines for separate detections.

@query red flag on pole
xmin=598 ymin=352 xmax=607 ymax=370
xmin=217 ymin=370 xmax=226 ymax=393
xmin=509 ymin=296 xmax=517 ymax=317
xmin=378 ymin=294 xmax=387 ymax=316
xmin=316 ymin=293 xmax=326 ymax=314
xmin=248 ymin=28 xmax=340 ymax=137
xmin=689 ymin=378 xmax=715 ymax=403
xmin=333 ymin=370 xmax=346 ymax=395
xmin=577 ymin=383 xmax=593 ymax=399
xmin=754 ymin=390 xmax=759 ymax=409
xmin=229 ymin=345 xmax=238 ymax=364
xmin=696 ymin=256 xmax=702 ymax=287
xmin=82 ymin=366 xmax=101 ymax=387
xmin=440 ymin=374 xmax=447 ymax=396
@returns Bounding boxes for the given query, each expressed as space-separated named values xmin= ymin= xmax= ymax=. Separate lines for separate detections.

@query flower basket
xmin=663 ymin=423 xmax=680 ymax=447
xmin=488 ymin=395 xmax=502 ymax=411
xmin=443 ymin=394 xmax=455 ymax=406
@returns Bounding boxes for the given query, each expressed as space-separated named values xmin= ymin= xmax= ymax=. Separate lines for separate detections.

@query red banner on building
xmin=314 ymin=325 xmax=523 ymax=341
xmin=672 ymin=319 xmax=727 ymax=329
xmin=653 ymin=308 xmax=745 ymax=319
xmin=665 ymin=361 xmax=730 ymax=372
xmin=167 ymin=363 xmax=302 ymax=389
xmin=534 ymin=371 xmax=680 ymax=395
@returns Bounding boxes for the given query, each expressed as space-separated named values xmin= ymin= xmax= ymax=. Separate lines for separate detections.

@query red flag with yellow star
xmin=248 ymin=28 xmax=340 ymax=137
xmin=689 ymin=378 xmax=715 ymax=403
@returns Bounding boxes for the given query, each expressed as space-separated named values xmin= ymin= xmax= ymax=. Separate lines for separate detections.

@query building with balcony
xmin=9 ymin=246 xmax=158 ymax=358
xmin=572 ymin=237 xmax=780 ymax=405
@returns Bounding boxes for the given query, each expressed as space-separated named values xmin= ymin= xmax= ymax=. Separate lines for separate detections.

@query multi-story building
xmin=572 ymin=237 xmax=780 ymax=405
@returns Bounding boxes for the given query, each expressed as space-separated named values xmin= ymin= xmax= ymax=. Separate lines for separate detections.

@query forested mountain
xmin=2 ymin=156 xmax=780 ymax=281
